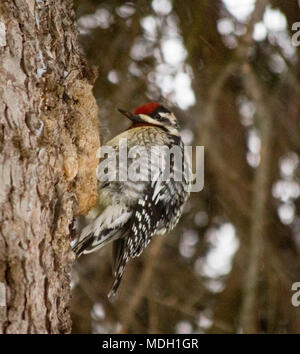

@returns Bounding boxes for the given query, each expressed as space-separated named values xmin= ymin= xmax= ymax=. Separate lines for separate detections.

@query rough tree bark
xmin=0 ymin=0 xmax=100 ymax=333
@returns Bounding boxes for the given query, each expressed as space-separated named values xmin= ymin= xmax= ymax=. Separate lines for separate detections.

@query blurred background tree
xmin=71 ymin=0 xmax=300 ymax=334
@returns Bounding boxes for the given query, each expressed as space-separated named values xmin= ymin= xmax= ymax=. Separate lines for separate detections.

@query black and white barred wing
xmin=108 ymin=144 xmax=191 ymax=297
xmin=109 ymin=186 xmax=164 ymax=298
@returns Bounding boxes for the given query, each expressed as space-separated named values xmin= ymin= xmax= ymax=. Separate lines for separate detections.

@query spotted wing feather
xmin=108 ymin=186 xmax=164 ymax=297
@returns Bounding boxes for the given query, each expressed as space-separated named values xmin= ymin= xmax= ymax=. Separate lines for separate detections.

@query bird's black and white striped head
xmin=118 ymin=102 xmax=180 ymax=136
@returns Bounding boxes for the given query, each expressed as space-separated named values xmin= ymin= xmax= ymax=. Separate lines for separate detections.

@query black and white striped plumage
xmin=73 ymin=103 xmax=191 ymax=297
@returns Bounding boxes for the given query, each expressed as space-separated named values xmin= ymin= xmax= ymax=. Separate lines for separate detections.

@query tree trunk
xmin=0 ymin=0 xmax=100 ymax=333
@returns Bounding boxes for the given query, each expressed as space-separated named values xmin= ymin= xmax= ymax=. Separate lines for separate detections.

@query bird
xmin=73 ymin=102 xmax=191 ymax=298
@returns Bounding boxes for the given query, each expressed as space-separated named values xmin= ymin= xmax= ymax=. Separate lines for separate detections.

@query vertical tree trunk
xmin=0 ymin=0 xmax=100 ymax=333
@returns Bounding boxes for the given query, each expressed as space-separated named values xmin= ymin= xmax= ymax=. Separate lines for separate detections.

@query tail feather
xmin=72 ymin=226 xmax=122 ymax=256
xmin=72 ymin=235 xmax=94 ymax=257
xmin=108 ymin=238 xmax=130 ymax=298
xmin=72 ymin=205 xmax=132 ymax=257
xmin=108 ymin=253 xmax=127 ymax=299
xmin=108 ymin=273 xmax=123 ymax=299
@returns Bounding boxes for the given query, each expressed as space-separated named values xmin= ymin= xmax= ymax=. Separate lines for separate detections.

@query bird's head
xmin=118 ymin=102 xmax=179 ymax=135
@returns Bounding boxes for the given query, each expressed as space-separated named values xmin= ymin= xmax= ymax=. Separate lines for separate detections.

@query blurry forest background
xmin=71 ymin=0 xmax=300 ymax=334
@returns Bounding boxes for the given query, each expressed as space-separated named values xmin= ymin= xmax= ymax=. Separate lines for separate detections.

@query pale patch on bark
xmin=68 ymin=79 xmax=100 ymax=215
xmin=0 ymin=282 xmax=5 ymax=307
xmin=0 ymin=22 xmax=6 ymax=47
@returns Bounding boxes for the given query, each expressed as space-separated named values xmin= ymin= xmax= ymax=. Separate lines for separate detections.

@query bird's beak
xmin=118 ymin=109 xmax=143 ymax=123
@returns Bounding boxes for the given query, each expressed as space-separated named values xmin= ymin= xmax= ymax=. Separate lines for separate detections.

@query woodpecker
xmin=73 ymin=102 xmax=191 ymax=298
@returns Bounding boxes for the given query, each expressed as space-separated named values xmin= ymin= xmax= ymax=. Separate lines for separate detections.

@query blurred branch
xmin=239 ymin=66 xmax=273 ymax=333
xmin=146 ymin=293 xmax=198 ymax=319
xmin=148 ymin=295 xmax=160 ymax=334
xmin=197 ymin=61 xmax=245 ymax=183
xmin=195 ymin=60 xmax=254 ymax=229
xmin=228 ymin=0 xmax=273 ymax=333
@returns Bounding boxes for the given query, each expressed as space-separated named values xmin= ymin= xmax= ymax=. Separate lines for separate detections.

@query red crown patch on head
xmin=134 ymin=102 xmax=161 ymax=115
